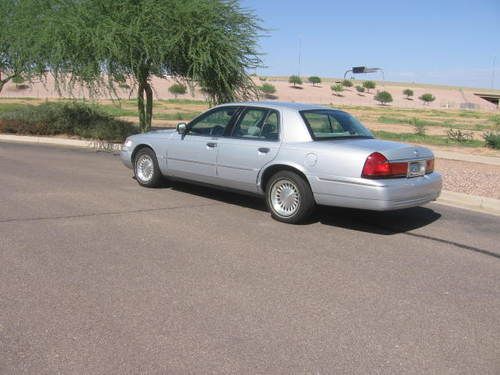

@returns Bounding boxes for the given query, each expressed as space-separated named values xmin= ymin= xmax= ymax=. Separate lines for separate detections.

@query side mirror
xmin=176 ymin=122 xmax=187 ymax=135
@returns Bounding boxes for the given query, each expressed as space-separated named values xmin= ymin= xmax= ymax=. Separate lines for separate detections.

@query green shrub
xmin=355 ymin=85 xmax=365 ymax=93
xmin=410 ymin=117 xmax=426 ymax=135
xmin=403 ymin=89 xmax=414 ymax=99
xmin=447 ymin=128 xmax=473 ymax=143
xmin=11 ymin=76 xmax=25 ymax=84
xmin=259 ymin=83 xmax=277 ymax=98
xmin=0 ymin=102 xmax=137 ymax=142
xmin=168 ymin=83 xmax=187 ymax=98
xmin=374 ymin=91 xmax=393 ymax=105
xmin=308 ymin=76 xmax=321 ymax=86
xmin=342 ymin=79 xmax=353 ymax=87
xmin=289 ymin=75 xmax=303 ymax=87
xmin=483 ymin=131 xmax=500 ymax=149
xmin=419 ymin=93 xmax=436 ymax=105
xmin=331 ymin=84 xmax=344 ymax=95
xmin=362 ymin=80 xmax=376 ymax=93
xmin=259 ymin=76 xmax=267 ymax=81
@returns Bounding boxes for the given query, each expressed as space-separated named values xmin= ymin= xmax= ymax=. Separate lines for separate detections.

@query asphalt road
xmin=1 ymin=142 xmax=499 ymax=374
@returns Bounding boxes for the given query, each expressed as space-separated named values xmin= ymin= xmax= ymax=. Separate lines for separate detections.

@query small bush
xmin=355 ymin=85 xmax=365 ymax=93
xmin=331 ymin=84 xmax=344 ymax=96
xmin=289 ymin=75 xmax=302 ymax=87
xmin=259 ymin=76 xmax=267 ymax=81
xmin=168 ymin=83 xmax=187 ymax=98
xmin=308 ymin=76 xmax=321 ymax=86
xmin=447 ymin=128 xmax=473 ymax=144
xmin=419 ymin=93 xmax=436 ymax=105
xmin=11 ymin=76 xmax=25 ymax=84
xmin=403 ymin=89 xmax=414 ymax=99
xmin=342 ymin=79 xmax=353 ymax=88
xmin=374 ymin=91 xmax=393 ymax=105
xmin=362 ymin=80 xmax=376 ymax=93
xmin=0 ymin=102 xmax=137 ymax=142
xmin=259 ymin=83 xmax=277 ymax=98
xmin=483 ymin=131 xmax=500 ymax=149
xmin=410 ymin=117 xmax=426 ymax=135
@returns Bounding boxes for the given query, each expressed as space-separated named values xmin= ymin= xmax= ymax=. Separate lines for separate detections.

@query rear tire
xmin=266 ymin=170 xmax=315 ymax=224
xmin=134 ymin=148 xmax=162 ymax=188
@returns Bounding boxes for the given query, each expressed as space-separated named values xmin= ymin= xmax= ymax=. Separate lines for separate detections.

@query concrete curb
xmin=433 ymin=150 xmax=500 ymax=166
xmin=2 ymin=133 xmax=500 ymax=217
xmin=437 ymin=191 xmax=500 ymax=217
xmin=0 ymin=134 xmax=121 ymax=151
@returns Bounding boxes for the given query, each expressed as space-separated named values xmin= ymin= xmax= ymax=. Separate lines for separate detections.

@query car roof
xmin=216 ymin=101 xmax=333 ymax=112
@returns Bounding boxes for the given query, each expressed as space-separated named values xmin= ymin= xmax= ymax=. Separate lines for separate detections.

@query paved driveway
xmin=1 ymin=142 xmax=499 ymax=374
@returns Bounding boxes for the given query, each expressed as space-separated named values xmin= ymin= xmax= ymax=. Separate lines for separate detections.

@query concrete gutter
xmin=436 ymin=191 xmax=500 ymax=217
xmin=0 ymin=134 xmax=121 ymax=151
xmin=1 ymin=133 xmax=500 ymax=217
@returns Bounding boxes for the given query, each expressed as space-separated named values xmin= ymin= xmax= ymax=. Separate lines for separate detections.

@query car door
xmin=166 ymin=106 xmax=240 ymax=184
xmin=216 ymin=107 xmax=281 ymax=192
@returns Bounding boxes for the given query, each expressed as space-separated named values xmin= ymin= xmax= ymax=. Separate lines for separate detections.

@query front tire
xmin=134 ymin=148 xmax=162 ymax=188
xmin=266 ymin=171 xmax=315 ymax=224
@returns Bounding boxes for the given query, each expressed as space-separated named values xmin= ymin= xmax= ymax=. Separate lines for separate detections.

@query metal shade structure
xmin=344 ymin=66 xmax=385 ymax=81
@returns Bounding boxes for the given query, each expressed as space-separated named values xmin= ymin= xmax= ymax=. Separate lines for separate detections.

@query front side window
xmin=231 ymin=108 xmax=280 ymax=141
xmin=188 ymin=107 xmax=238 ymax=137
xmin=300 ymin=109 xmax=373 ymax=140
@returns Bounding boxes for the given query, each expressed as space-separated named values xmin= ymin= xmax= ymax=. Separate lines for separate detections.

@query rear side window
xmin=300 ymin=109 xmax=373 ymax=140
xmin=231 ymin=108 xmax=280 ymax=141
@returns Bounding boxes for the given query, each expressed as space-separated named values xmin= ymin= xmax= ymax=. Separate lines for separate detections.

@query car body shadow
xmin=161 ymin=179 xmax=441 ymax=234
xmin=316 ymin=205 xmax=441 ymax=235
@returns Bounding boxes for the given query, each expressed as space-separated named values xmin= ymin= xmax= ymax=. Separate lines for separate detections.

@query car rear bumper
xmin=311 ymin=172 xmax=442 ymax=211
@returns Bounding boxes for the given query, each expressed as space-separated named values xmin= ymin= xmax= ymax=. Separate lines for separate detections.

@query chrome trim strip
xmin=168 ymin=157 xmax=215 ymax=167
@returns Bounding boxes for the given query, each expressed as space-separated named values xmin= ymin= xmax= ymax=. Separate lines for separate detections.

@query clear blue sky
xmin=241 ymin=0 xmax=500 ymax=89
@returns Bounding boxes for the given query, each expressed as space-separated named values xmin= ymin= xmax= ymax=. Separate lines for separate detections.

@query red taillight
xmin=361 ymin=152 xmax=408 ymax=179
xmin=426 ymin=158 xmax=434 ymax=173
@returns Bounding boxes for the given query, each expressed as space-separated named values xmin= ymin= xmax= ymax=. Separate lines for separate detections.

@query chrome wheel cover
xmin=136 ymin=154 xmax=154 ymax=182
xmin=270 ymin=179 xmax=301 ymax=217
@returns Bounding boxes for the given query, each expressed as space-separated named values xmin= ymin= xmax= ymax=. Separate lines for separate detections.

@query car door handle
xmin=206 ymin=142 xmax=217 ymax=148
xmin=258 ymin=147 xmax=270 ymax=153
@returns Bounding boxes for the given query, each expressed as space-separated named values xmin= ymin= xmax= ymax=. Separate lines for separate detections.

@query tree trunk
xmin=137 ymin=82 xmax=146 ymax=133
xmin=144 ymin=82 xmax=153 ymax=131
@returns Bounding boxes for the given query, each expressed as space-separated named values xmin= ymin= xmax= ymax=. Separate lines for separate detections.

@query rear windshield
xmin=300 ymin=109 xmax=373 ymax=140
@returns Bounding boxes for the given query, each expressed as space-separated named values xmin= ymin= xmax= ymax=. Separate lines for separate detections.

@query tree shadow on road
xmin=161 ymin=179 xmax=441 ymax=234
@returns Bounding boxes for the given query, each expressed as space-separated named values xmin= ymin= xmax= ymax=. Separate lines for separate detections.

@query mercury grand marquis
xmin=121 ymin=102 xmax=442 ymax=223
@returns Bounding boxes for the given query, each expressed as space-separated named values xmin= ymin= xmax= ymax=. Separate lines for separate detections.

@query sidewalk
xmin=433 ymin=149 xmax=500 ymax=166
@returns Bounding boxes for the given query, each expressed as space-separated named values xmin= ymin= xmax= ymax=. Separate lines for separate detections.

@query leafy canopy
xmin=1 ymin=0 xmax=263 ymax=132
xmin=419 ymin=93 xmax=436 ymax=104
xmin=308 ymin=76 xmax=321 ymax=86
xmin=289 ymin=75 xmax=303 ymax=86
xmin=374 ymin=91 xmax=393 ymax=105
xmin=403 ymin=89 xmax=414 ymax=98
xmin=169 ymin=83 xmax=187 ymax=97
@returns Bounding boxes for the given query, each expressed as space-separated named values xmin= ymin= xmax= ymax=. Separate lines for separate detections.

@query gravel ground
xmin=437 ymin=158 xmax=500 ymax=199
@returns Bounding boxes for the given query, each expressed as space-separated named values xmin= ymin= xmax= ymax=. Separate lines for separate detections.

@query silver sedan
xmin=121 ymin=102 xmax=442 ymax=223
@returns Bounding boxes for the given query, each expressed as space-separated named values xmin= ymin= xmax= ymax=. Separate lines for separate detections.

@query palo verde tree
xmin=0 ymin=0 xmax=49 ymax=93
xmin=289 ymin=75 xmax=303 ymax=87
xmin=7 ymin=0 xmax=262 ymax=132
xmin=308 ymin=76 xmax=321 ymax=86
xmin=362 ymin=80 xmax=376 ymax=93
xmin=403 ymin=88 xmax=414 ymax=100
